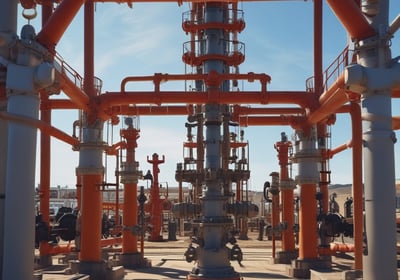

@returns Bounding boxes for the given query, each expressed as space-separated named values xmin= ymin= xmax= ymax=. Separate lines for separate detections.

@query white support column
xmin=0 ymin=0 xmax=18 ymax=276
xmin=344 ymin=1 xmax=398 ymax=279
xmin=2 ymin=24 xmax=54 ymax=279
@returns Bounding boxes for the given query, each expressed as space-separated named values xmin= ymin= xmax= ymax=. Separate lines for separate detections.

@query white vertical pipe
xmin=359 ymin=1 xmax=398 ymax=279
xmin=2 ymin=93 xmax=39 ymax=280
xmin=0 ymin=0 xmax=18 ymax=277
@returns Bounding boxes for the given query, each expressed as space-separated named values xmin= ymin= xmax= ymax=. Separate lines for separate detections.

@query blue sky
xmin=15 ymin=1 xmax=400 ymax=191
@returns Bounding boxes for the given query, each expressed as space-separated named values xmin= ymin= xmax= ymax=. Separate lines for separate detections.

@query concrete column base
xmin=287 ymin=257 xmax=332 ymax=279
xmin=273 ymin=250 xmax=298 ymax=264
xmin=119 ymin=253 xmax=151 ymax=268
xmin=69 ymin=260 xmax=125 ymax=280
xmin=342 ymin=269 xmax=363 ymax=280
xmin=187 ymin=266 xmax=241 ymax=280
xmin=34 ymin=255 xmax=52 ymax=270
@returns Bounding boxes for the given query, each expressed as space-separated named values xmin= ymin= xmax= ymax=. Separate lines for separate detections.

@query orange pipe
xmin=326 ymin=0 xmax=376 ymax=40
xmin=314 ymin=0 xmax=323 ymax=96
xmin=79 ymin=174 xmax=103 ymax=262
xmin=39 ymin=94 xmax=52 ymax=257
xmin=101 ymin=237 xmax=123 ymax=248
xmin=308 ymin=73 xmax=348 ymax=125
xmin=48 ymin=99 xmax=79 ymax=110
xmin=350 ymin=101 xmax=363 ymax=270
xmin=328 ymin=141 xmax=352 ymax=158
xmin=232 ymin=105 xmax=304 ymax=116
xmin=120 ymin=126 xmax=140 ymax=254
xmin=0 ymin=111 xmax=79 ymax=146
xmin=37 ymin=0 xmax=85 ymax=50
xmin=238 ymin=115 xmax=303 ymax=127
xmin=99 ymin=91 xmax=309 ymax=108
xmin=393 ymin=116 xmax=400 ymax=130
xmin=48 ymin=244 xmax=76 ymax=255
xmin=298 ymin=184 xmax=318 ymax=259
xmin=147 ymin=154 xmax=165 ymax=242
xmin=56 ymin=72 xmax=90 ymax=111
xmin=110 ymin=105 xmax=195 ymax=116
xmin=275 ymin=140 xmax=295 ymax=252
xmin=393 ymin=89 xmax=400 ymax=98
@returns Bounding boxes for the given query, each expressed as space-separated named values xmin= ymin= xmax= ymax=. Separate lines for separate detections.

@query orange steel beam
xmin=0 ymin=111 xmax=79 ymax=147
xmin=36 ymin=0 xmax=86 ymax=50
xmin=326 ymin=0 xmax=376 ymax=40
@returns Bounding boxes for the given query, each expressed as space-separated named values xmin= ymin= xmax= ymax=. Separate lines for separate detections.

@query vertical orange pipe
xmin=350 ymin=101 xmax=363 ymax=270
xmin=270 ymin=172 xmax=280 ymax=258
xmin=79 ymin=174 xmax=102 ymax=261
xmin=38 ymin=2 xmax=54 ymax=257
xmin=275 ymin=140 xmax=296 ymax=252
xmin=314 ymin=0 xmax=323 ymax=95
xmin=78 ymin=0 xmax=103 ymax=263
xmin=121 ymin=127 xmax=139 ymax=254
xmin=318 ymin=124 xmax=329 ymax=214
xmin=147 ymin=154 xmax=165 ymax=241
xmin=39 ymin=95 xmax=52 ymax=256
xmin=299 ymin=184 xmax=318 ymax=259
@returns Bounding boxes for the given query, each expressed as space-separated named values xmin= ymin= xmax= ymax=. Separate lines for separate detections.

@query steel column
xmin=0 ymin=0 xmax=17 ymax=276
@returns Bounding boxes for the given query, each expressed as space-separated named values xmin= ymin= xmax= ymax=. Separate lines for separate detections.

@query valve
xmin=184 ymin=244 xmax=198 ymax=263
xmin=229 ymin=244 xmax=243 ymax=265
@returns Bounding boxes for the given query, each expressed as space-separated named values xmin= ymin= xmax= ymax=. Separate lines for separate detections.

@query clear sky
xmin=15 ymin=1 xmax=400 ymax=192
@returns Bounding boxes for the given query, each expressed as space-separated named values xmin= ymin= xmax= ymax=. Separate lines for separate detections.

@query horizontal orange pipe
xmin=326 ymin=0 xmax=376 ymax=40
xmin=37 ymin=0 xmax=85 ymax=50
xmin=48 ymin=244 xmax=75 ymax=255
xmin=393 ymin=116 xmax=400 ymax=130
xmin=0 ymin=111 xmax=79 ymax=146
xmin=308 ymin=81 xmax=350 ymax=124
xmin=393 ymin=89 xmax=400 ymax=98
xmin=48 ymin=99 xmax=79 ymax=110
xmin=238 ymin=115 xmax=302 ymax=127
xmin=319 ymin=73 xmax=345 ymax=105
xmin=232 ymin=105 xmax=304 ymax=116
xmin=56 ymin=72 xmax=90 ymax=111
xmin=100 ymin=91 xmax=309 ymax=108
xmin=328 ymin=141 xmax=352 ymax=158
xmin=109 ymin=105 xmax=195 ymax=116
xmin=121 ymin=72 xmax=271 ymax=93
xmin=101 ymin=237 xmax=122 ymax=247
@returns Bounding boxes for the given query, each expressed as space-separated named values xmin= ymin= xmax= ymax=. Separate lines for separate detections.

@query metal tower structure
xmin=0 ymin=0 xmax=399 ymax=279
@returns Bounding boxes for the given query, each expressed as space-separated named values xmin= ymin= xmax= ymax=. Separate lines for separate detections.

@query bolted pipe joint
xmin=279 ymin=178 xmax=296 ymax=191
xmin=119 ymin=161 xmax=143 ymax=184
xmin=292 ymin=130 xmax=320 ymax=185
xmin=269 ymin=171 xmax=280 ymax=195
xmin=361 ymin=0 xmax=379 ymax=17
xmin=227 ymin=201 xmax=259 ymax=218
xmin=345 ymin=63 xmax=400 ymax=94
xmin=172 ymin=202 xmax=201 ymax=219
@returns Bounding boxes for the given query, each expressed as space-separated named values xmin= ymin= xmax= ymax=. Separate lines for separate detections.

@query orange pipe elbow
xmin=326 ymin=0 xmax=376 ymax=40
